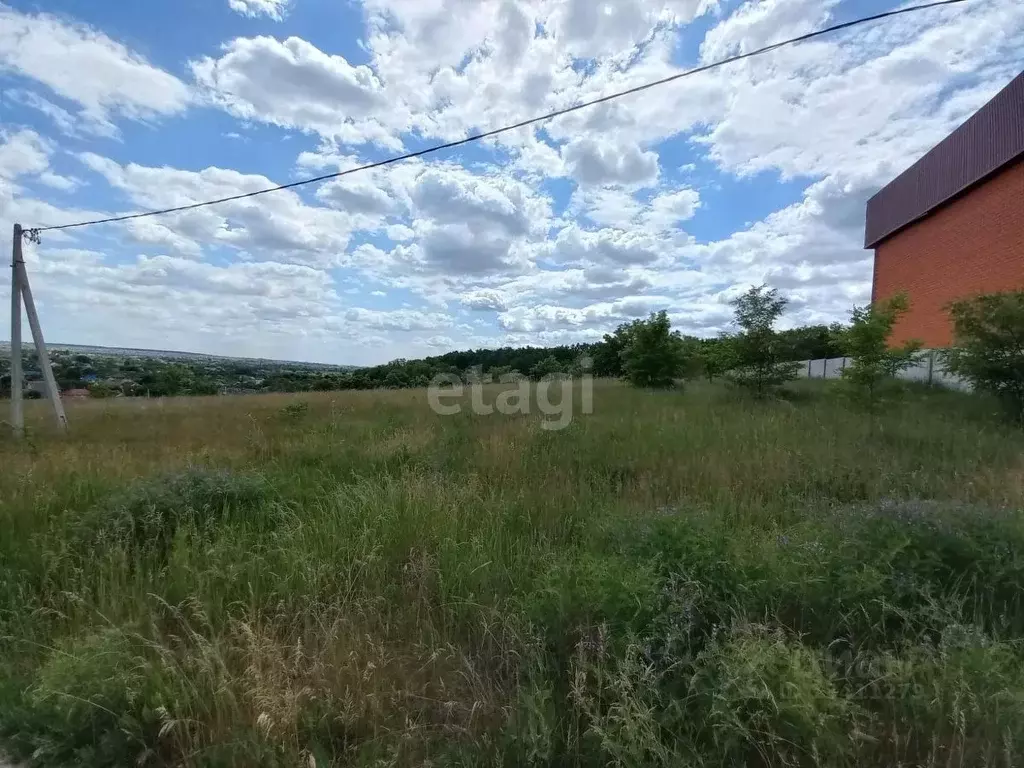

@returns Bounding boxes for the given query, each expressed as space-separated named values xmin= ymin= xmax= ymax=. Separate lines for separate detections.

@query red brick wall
xmin=872 ymin=159 xmax=1024 ymax=347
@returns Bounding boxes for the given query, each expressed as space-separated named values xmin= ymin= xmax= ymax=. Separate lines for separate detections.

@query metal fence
xmin=797 ymin=350 xmax=971 ymax=391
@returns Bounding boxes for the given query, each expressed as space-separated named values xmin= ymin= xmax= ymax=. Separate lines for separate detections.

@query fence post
xmin=927 ymin=350 xmax=935 ymax=386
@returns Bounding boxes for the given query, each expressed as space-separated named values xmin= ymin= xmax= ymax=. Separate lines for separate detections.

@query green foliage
xmin=6 ymin=378 xmax=1024 ymax=765
xmin=837 ymin=292 xmax=922 ymax=412
xmin=945 ymin=290 xmax=1024 ymax=422
xmin=86 ymin=382 xmax=119 ymax=399
xmin=9 ymin=628 xmax=161 ymax=767
xmin=619 ymin=311 xmax=692 ymax=388
xmin=77 ymin=468 xmax=275 ymax=558
xmin=698 ymin=336 xmax=736 ymax=382
xmin=279 ymin=400 xmax=310 ymax=419
xmin=529 ymin=355 xmax=567 ymax=380
xmin=727 ymin=285 xmax=801 ymax=396
xmin=693 ymin=624 xmax=857 ymax=766
xmin=593 ymin=328 xmax=629 ymax=378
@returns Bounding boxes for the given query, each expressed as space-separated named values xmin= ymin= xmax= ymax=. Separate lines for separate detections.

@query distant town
xmin=0 ymin=342 xmax=358 ymax=398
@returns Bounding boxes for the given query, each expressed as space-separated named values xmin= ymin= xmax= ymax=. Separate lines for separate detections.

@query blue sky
xmin=1 ymin=0 xmax=1021 ymax=365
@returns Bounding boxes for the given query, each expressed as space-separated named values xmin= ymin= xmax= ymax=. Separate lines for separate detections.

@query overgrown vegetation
xmin=837 ymin=292 xmax=922 ymax=415
xmin=725 ymin=285 xmax=801 ymax=397
xmin=946 ymin=290 xmax=1024 ymax=422
xmin=616 ymin=310 xmax=696 ymax=388
xmin=2 ymin=378 xmax=1024 ymax=766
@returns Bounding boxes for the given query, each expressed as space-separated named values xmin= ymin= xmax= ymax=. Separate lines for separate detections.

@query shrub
xmin=945 ymin=290 xmax=1024 ymax=422
xmin=279 ymin=400 xmax=310 ymax=419
xmin=79 ymin=468 xmax=274 ymax=558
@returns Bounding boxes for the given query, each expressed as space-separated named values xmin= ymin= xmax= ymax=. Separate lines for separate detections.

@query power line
xmin=28 ymin=0 xmax=967 ymax=236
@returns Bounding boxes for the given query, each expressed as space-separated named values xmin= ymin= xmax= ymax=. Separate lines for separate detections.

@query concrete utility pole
xmin=9 ymin=224 xmax=68 ymax=437
xmin=10 ymin=224 xmax=23 ymax=437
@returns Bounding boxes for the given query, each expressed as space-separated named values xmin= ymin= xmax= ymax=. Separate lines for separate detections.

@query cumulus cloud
xmin=562 ymin=137 xmax=660 ymax=187
xmin=5 ymin=0 xmax=1023 ymax=364
xmin=229 ymin=0 xmax=291 ymax=21
xmin=544 ymin=225 xmax=669 ymax=267
xmin=0 ymin=6 xmax=190 ymax=135
xmin=344 ymin=307 xmax=452 ymax=332
xmin=191 ymin=36 xmax=396 ymax=146
xmin=77 ymin=152 xmax=361 ymax=264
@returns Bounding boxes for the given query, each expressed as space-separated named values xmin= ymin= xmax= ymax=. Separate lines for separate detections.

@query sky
xmin=0 ymin=0 xmax=1022 ymax=366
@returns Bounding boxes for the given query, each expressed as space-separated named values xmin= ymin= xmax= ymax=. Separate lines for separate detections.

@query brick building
xmin=865 ymin=71 xmax=1024 ymax=347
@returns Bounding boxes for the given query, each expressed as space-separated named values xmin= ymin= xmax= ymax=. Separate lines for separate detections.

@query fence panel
xmin=799 ymin=350 xmax=973 ymax=391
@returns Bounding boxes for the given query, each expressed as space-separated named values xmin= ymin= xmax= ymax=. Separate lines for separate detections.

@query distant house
xmin=865 ymin=70 xmax=1024 ymax=347
xmin=62 ymin=388 xmax=91 ymax=399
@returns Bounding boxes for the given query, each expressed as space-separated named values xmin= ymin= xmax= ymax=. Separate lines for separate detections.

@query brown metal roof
xmin=865 ymin=71 xmax=1024 ymax=248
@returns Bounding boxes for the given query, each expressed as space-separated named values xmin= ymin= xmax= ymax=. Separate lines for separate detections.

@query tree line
xmin=3 ymin=287 xmax=1022 ymax=422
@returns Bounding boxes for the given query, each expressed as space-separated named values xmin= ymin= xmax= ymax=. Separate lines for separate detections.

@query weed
xmin=2 ymin=383 xmax=1024 ymax=765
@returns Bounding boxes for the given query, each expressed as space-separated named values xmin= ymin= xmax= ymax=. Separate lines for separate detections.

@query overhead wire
xmin=27 ymin=0 xmax=967 ymax=235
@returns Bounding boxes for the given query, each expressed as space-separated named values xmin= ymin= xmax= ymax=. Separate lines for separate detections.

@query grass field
xmin=2 ymin=381 xmax=1024 ymax=767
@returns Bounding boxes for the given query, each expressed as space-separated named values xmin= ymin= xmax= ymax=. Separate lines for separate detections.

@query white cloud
xmin=77 ymin=152 xmax=360 ymax=265
xmin=552 ymin=0 xmax=714 ymax=58
xmin=461 ymin=289 xmax=510 ymax=312
xmin=498 ymin=295 xmax=673 ymax=332
xmin=0 ymin=129 xmax=51 ymax=181
xmin=3 ymin=90 xmax=112 ymax=139
xmin=191 ymin=36 xmax=396 ymax=147
xmin=229 ymin=0 xmax=291 ymax=21
xmin=343 ymin=162 xmax=554 ymax=280
xmin=561 ymin=137 xmax=660 ymax=187
xmin=344 ymin=307 xmax=451 ymax=332
xmin=4 ymin=0 xmax=1023 ymax=364
xmin=699 ymin=0 xmax=837 ymax=63
xmin=641 ymin=188 xmax=700 ymax=231
xmin=542 ymin=224 xmax=673 ymax=267
xmin=0 ymin=6 xmax=190 ymax=134
xmin=36 ymin=171 xmax=82 ymax=192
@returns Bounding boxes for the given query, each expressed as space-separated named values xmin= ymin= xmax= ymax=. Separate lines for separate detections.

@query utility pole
xmin=10 ymin=224 xmax=23 ymax=437
xmin=18 ymin=259 xmax=67 ymax=431
xmin=9 ymin=224 xmax=68 ymax=436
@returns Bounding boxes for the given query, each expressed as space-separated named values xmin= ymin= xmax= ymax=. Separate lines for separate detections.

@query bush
xmin=78 ymin=468 xmax=275 ymax=558
xmin=945 ymin=290 xmax=1024 ymax=422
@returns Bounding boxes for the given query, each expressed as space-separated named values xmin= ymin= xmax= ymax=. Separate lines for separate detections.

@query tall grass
xmin=1 ymin=381 xmax=1023 ymax=766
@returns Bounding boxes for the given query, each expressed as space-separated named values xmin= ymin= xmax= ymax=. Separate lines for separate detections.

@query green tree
xmin=699 ymin=337 xmax=736 ymax=382
xmin=593 ymin=325 xmax=634 ymax=377
xmin=837 ymin=292 xmax=922 ymax=414
xmin=529 ymin=356 xmax=565 ymax=380
xmin=945 ymin=290 xmax=1024 ymax=422
xmin=620 ymin=310 xmax=691 ymax=388
xmin=727 ymin=285 xmax=800 ymax=397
